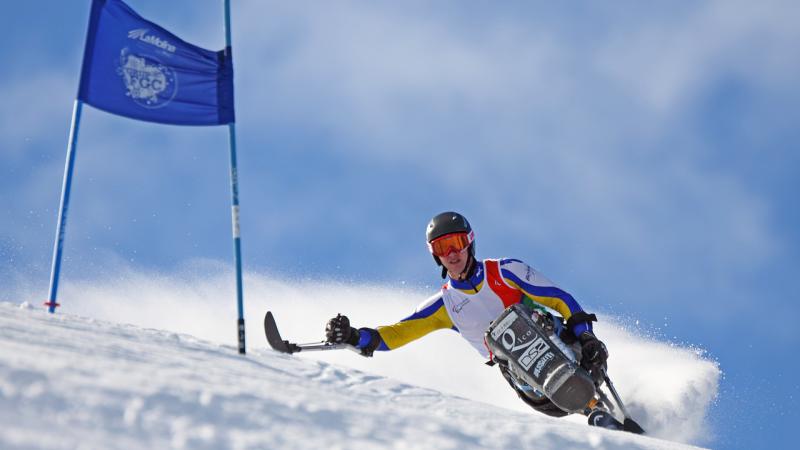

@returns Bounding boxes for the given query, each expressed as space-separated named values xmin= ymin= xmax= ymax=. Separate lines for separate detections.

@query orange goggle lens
xmin=428 ymin=232 xmax=473 ymax=257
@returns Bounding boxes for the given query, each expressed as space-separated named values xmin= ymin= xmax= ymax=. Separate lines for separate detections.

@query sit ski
xmin=264 ymin=308 xmax=645 ymax=434
xmin=484 ymin=303 xmax=645 ymax=434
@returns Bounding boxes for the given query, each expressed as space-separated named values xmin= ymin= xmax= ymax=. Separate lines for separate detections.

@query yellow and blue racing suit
xmin=358 ymin=258 xmax=593 ymax=359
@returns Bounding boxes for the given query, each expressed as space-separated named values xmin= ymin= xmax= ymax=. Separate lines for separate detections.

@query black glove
xmin=579 ymin=332 xmax=608 ymax=383
xmin=325 ymin=314 xmax=360 ymax=346
xmin=325 ymin=314 xmax=382 ymax=357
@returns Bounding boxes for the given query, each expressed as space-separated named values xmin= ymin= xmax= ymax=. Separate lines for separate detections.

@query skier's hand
xmin=325 ymin=314 xmax=360 ymax=346
xmin=579 ymin=332 xmax=608 ymax=382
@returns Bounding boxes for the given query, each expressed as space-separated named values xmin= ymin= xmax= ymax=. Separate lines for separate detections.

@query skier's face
xmin=440 ymin=246 xmax=469 ymax=279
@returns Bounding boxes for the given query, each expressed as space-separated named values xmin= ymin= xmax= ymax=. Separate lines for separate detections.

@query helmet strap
xmin=444 ymin=248 xmax=476 ymax=281
xmin=459 ymin=251 xmax=477 ymax=280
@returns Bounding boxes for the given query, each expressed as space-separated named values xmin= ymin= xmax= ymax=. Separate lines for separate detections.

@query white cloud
xmin=594 ymin=0 xmax=800 ymax=114
xmin=226 ymin=1 xmax=788 ymax=276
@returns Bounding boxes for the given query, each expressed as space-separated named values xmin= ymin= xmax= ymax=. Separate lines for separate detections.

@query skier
xmin=324 ymin=211 xmax=610 ymax=419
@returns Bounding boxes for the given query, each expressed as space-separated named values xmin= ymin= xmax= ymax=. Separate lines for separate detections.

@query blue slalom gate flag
xmin=78 ymin=0 xmax=235 ymax=125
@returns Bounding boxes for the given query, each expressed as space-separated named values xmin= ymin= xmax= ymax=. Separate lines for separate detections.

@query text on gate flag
xmin=78 ymin=0 xmax=235 ymax=126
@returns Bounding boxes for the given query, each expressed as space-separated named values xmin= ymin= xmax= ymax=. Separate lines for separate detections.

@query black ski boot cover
xmin=587 ymin=409 xmax=625 ymax=430
xmin=485 ymin=304 xmax=596 ymax=414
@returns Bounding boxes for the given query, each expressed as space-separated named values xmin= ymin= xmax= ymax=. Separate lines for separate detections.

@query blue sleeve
xmin=500 ymin=258 xmax=593 ymax=336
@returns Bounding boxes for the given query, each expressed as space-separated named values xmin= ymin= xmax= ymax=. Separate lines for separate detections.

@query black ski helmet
xmin=426 ymin=212 xmax=476 ymax=267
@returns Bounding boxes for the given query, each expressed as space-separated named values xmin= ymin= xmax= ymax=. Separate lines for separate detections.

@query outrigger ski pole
xmin=601 ymin=369 xmax=646 ymax=434
xmin=264 ymin=311 xmax=363 ymax=355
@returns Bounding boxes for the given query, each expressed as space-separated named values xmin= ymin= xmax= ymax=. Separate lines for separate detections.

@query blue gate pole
xmin=228 ymin=122 xmax=246 ymax=355
xmin=46 ymin=99 xmax=84 ymax=313
xmin=224 ymin=0 xmax=246 ymax=355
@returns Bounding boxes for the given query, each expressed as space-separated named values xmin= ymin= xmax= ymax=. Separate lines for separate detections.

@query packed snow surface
xmin=1 ymin=305 xmax=703 ymax=450
xmin=2 ymin=269 xmax=720 ymax=449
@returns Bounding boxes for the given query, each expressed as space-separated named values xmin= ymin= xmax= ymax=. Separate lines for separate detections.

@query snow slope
xmin=1 ymin=301 xmax=705 ymax=450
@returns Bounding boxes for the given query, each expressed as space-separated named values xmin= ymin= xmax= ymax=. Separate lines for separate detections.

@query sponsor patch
xmin=490 ymin=310 xmax=518 ymax=340
xmin=533 ymin=352 xmax=555 ymax=377
xmin=518 ymin=337 xmax=551 ymax=371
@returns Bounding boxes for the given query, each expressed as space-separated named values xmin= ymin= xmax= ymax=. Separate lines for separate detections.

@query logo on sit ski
xmin=117 ymin=48 xmax=177 ymax=109
xmin=533 ymin=352 xmax=554 ymax=377
xmin=491 ymin=311 xmax=552 ymax=371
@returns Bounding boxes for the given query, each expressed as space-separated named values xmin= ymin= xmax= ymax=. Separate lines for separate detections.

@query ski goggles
xmin=427 ymin=231 xmax=474 ymax=257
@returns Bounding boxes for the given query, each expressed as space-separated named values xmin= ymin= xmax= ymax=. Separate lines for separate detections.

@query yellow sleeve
xmin=376 ymin=295 xmax=453 ymax=350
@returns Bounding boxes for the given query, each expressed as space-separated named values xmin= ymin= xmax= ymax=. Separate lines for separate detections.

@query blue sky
xmin=1 ymin=1 xmax=798 ymax=447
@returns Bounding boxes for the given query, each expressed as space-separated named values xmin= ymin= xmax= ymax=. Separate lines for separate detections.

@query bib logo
xmin=117 ymin=48 xmax=177 ymax=109
xmin=452 ymin=298 xmax=470 ymax=313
